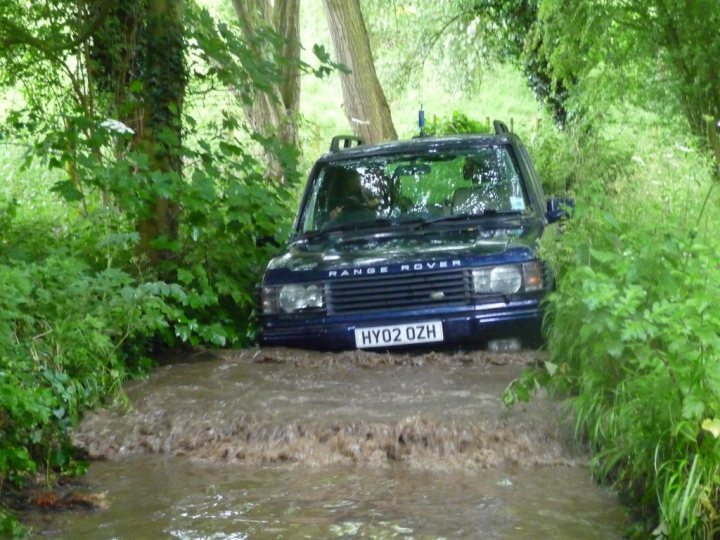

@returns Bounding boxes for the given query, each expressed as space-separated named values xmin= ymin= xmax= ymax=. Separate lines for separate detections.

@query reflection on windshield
xmin=300 ymin=146 xmax=527 ymax=234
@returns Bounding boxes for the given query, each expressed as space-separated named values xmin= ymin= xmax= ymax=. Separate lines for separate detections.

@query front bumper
xmin=260 ymin=299 xmax=544 ymax=351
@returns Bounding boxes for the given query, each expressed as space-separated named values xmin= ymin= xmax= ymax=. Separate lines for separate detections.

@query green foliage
xmin=536 ymin=0 xmax=720 ymax=134
xmin=422 ymin=111 xmax=491 ymax=136
xmin=0 ymin=254 xmax=180 ymax=529
xmin=0 ymin=509 xmax=27 ymax=538
xmin=362 ymin=0 xmax=493 ymax=97
xmin=364 ymin=0 xmax=720 ymax=133
xmin=505 ymin=122 xmax=720 ymax=537
xmin=547 ymin=207 xmax=720 ymax=537
xmin=502 ymin=362 xmax=550 ymax=407
xmin=527 ymin=121 xmax=632 ymax=195
xmin=0 ymin=0 xmax=301 ymax=350
xmin=362 ymin=0 xmax=572 ymax=125
xmin=0 ymin=148 xmax=192 ymax=533
xmin=0 ymin=1 xmax=306 ymax=531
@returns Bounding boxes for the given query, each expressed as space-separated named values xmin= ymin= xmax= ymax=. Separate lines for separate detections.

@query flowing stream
xmin=31 ymin=348 xmax=627 ymax=538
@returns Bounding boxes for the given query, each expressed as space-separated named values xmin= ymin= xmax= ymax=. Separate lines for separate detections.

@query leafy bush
xmin=547 ymin=203 xmax=719 ymax=535
xmin=527 ymin=123 xmax=632 ymax=195
xmin=0 ymin=254 xmax=184 ymax=529
xmin=422 ymin=111 xmax=491 ymax=136
xmin=15 ymin=106 xmax=296 ymax=349
xmin=505 ymin=131 xmax=720 ymax=537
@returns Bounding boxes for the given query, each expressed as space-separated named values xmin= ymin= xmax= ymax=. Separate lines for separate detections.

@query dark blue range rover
xmin=259 ymin=122 xmax=568 ymax=351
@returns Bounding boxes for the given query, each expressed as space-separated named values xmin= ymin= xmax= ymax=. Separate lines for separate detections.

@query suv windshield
xmin=299 ymin=145 xmax=528 ymax=234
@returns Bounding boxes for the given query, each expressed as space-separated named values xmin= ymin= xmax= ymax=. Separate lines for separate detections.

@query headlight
xmin=305 ymin=284 xmax=323 ymax=308
xmin=472 ymin=265 xmax=523 ymax=294
xmin=279 ymin=284 xmax=307 ymax=312
xmin=275 ymin=283 xmax=325 ymax=313
xmin=472 ymin=262 xmax=544 ymax=295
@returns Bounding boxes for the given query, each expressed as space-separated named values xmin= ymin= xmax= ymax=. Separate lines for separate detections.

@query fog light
xmin=488 ymin=338 xmax=521 ymax=353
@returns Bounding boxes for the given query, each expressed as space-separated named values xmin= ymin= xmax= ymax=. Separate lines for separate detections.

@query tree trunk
xmin=273 ymin=0 xmax=301 ymax=117
xmin=323 ymin=0 xmax=396 ymax=144
xmin=136 ymin=0 xmax=185 ymax=267
xmin=231 ymin=0 xmax=300 ymax=181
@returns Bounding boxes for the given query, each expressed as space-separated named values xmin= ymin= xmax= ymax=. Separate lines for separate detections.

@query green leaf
xmin=589 ymin=248 xmax=614 ymax=264
xmin=682 ymin=394 xmax=706 ymax=420
xmin=50 ymin=180 xmax=83 ymax=202
xmin=701 ymin=418 xmax=720 ymax=438
xmin=602 ymin=212 xmax=622 ymax=231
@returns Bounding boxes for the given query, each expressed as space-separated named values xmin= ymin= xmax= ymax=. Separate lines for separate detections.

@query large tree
xmin=231 ymin=0 xmax=301 ymax=180
xmin=135 ymin=0 xmax=186 ymax=265
xmin=0 ymin=0 xmax=187 ymax=267
xmin=323 ymin=0 xmax=396 ymax=143
xmin=87 ymin=0 xmax=187 ymax=266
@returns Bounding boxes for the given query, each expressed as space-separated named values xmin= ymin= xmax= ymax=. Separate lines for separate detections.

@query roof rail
xmin=330 ymin=135 xmax=363 ymax=152
xmin=493 ymin=120 xmax=510 ymax=135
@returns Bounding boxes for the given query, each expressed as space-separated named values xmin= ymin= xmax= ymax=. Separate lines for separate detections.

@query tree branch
xmin=395 ymin=9 xmax=473 ymax=85
xmin=0 ymin=0 xmax=117 ymax=53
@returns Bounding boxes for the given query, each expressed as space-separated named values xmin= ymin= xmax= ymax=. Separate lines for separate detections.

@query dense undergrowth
xmin=0 ymin=95 xmax=298 ymax=538
xmin=0 ymin=1 xmax=319 ymax=531
xmin=0 ymin=123 xmax=296 ymax=533
xmin=508 ymin=122 xmax=720 ymax=538
xmin=0 ymin=212 xmax=169 ymax=533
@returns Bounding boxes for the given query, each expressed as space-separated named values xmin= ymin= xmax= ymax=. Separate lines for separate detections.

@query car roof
xmin=317 ymin=134 xmax=517 ymax=163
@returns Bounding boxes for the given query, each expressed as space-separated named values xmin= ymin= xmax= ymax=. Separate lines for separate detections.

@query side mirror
xmin=255 ymin=235 xmax=281 ymax=248
xmin=546 ymin=197 xmax=575 ymax=223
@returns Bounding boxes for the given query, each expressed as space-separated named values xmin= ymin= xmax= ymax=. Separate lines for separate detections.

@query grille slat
xmin=332 ymin=288 xmax=467 ymax=303
xmin=328 ymin=269 xmax=471 ymax=314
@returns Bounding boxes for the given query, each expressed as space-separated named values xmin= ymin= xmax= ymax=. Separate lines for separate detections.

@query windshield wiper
xmin=300 ymin=212 xmax=519 ymax=240
xmin=302 ymin=217 xmax=415 ymax=239
xmin=412 ymin=210 xmax=522 ymax=230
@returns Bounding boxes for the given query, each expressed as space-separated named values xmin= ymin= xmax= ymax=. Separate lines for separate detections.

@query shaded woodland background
xmin=0 ymin=1 xmax=719 ymax=537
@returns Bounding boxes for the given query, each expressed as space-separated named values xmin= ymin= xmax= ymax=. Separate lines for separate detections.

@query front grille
xmin=328 ymin=269 xmax=471 ymax=314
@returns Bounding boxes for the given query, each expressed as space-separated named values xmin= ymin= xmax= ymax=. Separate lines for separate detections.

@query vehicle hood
xmin=263 ymin=218 xmax=544 ymax=282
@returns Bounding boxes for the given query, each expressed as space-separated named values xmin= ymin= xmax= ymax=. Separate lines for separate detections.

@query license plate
xmin=354 ymin=321 xmax=444 ymax=348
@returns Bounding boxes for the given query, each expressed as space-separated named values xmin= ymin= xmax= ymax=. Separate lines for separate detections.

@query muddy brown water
xmin=32 ymin=348 xmax=627 ymax=538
